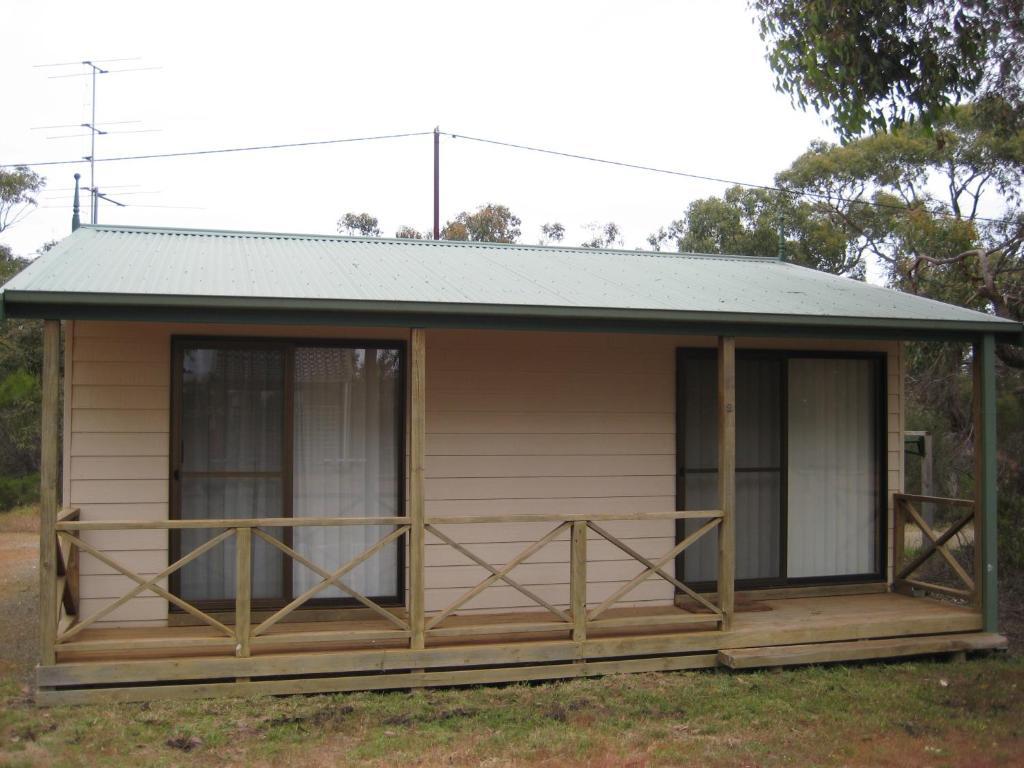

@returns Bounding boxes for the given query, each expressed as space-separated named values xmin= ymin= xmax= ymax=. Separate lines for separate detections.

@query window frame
xmin=169 ymin=335 xmax=407 ymax=613
xmin=675 ymin=347 xmax=888 ymax=592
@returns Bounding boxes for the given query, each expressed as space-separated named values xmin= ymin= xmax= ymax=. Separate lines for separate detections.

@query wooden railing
xmin=47 ymin=508 xmax=727 ymax=657
xmin=52 ymin=515 xmax=411 ymax=656
xmin=893 ymin=493 xmax=978 ymax=605
xmin=424 ymin=510 xmax=726 ymax=641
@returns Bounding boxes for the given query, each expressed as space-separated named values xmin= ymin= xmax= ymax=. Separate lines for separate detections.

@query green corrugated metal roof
xmin=1 ymin=224 xmax=1020 ymax=341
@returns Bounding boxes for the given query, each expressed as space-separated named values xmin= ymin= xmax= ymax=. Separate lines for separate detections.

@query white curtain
xmin=179 ymin=348 xmax=285 ymax=602
xmin=292 ymin=347 xmax=399 ymax=599
xmin=786 ymin=358 xmax=878 ymax=577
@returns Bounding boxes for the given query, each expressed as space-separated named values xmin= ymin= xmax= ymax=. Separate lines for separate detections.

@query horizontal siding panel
xmin=426 ymin=519 xmax=674 ymax=544
xmin=71 ymin=456 xmax=168 ymax=481
xmin=426 ymin=454 xmax=674 ymax=479
xmin=71 ymin=432 xmax=169 ymax=457
xmin=81 ymin=529 xmax=167 ymax=552
xmin=73 ymin=385 xmax=169 ymax=410
xmin=429 ymin=388 xmax=673 ymax=413
xmin=78 ymin=596 xmax=167 ymax=623
xmin=424 ymin=537 xmax=672 ymax=567
xmin=79 ymin=550 xmax=166 ymax=576
xmin=426 ymin=495 xmax=676 ymax=519
xmin=73 ymin=338 xmax=169 ymax=363
xmin=427 ymin=411 xmax=672 ymax=434
xmin=72 ymin=408 xmax=168 ymax=433
xmin=79 ymin=574 xmax=168 ymax=600
xmin=430 ymin=347 xmax=670 ymax=375
xmin=79 ymin=502 xmax=168 ymax=521
xmin=428 ymin=433 xmax=674 ymax=457
xmin=423 ymin=579 xmax=671 ymax=612
xmin=425 ymin=475 xmax=674 ymax=501
xmin=72 ymin=479 xmax=168 ymax=504
xmin=423 ymin=559 xmax=663 ymax=590
xmin=73 ymin=361 xmax=169 ymax=387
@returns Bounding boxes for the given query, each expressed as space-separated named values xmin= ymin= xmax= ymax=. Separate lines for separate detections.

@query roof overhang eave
xmin=2 ymin=290 xmax=1021 ymax=344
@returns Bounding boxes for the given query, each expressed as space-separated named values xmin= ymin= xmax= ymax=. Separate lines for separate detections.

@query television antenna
xmin=32 ymin=57 xmax=161 ymax=223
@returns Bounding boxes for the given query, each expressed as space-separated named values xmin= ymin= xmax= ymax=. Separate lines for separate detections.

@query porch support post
xmin=409 ymin=328 xmax=427 ymax=650
xmin=717 ymin=336 xmax=736 ymax=630
xmin=39 ymin=319 xmax=61 ymax=666
xmin=234 ymin=527 xmax=252 ymax=657
xmin=570 ymin=520 xmax=587 ymax=643
xmin=973 ymin=334 xmax=998 ymax=632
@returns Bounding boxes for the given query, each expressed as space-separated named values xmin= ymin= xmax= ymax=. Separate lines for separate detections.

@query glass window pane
xmin=182 ymin=348 xmax=283 ymax=473
xmin=786 ymin=358 xmax=879 ymax=578
xmin=178 ymin=477 xmax=284 ymax=602
xmin=292 ymin=347 xmax=400 ymax=599
xmin=679 ymin=355 xmax=782 ymax=583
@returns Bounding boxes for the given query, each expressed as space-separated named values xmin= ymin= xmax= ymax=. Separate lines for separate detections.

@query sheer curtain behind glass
xmin=179 ymin=348 xmax=285 ymax=602
xmin=786 ymin=358 xmax=878 ymax=577
xmin=292 ymin=347 xmax=399 ymax=598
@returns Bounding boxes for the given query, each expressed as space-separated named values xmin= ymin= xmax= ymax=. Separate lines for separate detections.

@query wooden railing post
xmin=409 ymin=328 xmax=427 ymax=650
xmin=235 ymin=527 xmax=251 ymax=657
xmin=892 ymin=495 xmax=906 ymax=587
xmin=717 ymin=336 xmax=736 ymax=630
xmin=973 ymin=334 xmax=998 ymax=629
xmin=39 ymin=320 xmax=61 ymax=666
xmin=571 ymin=520 xmax=587 ymax=642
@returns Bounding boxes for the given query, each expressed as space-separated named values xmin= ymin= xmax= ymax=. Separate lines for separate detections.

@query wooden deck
xmin=36 ymin=592 xmax=1001 ymax=705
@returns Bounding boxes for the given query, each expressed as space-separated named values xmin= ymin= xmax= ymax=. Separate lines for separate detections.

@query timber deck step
xmin=718 ymin=632 xmax=1008 ymax=669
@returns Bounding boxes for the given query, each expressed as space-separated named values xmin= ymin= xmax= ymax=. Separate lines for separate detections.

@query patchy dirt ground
xmin=0 ymin=512 xmax=39 ymax=687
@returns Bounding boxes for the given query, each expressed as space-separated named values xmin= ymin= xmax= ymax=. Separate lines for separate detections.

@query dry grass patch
xmin=1 ymin=655 xmax=1022 ymax=767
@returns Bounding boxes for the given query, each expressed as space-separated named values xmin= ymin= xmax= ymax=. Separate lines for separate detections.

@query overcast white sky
xmin=3 ymin=1 xmax=838 ymax=262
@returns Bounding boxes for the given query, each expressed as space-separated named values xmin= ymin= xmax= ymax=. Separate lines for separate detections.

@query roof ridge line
xmin=76 ymin=223 xmax=783 ymax=263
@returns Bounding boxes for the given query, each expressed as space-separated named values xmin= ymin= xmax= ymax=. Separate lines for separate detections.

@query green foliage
xmin=0 ymin=247 xmax=42 ymax=483
xmin=394 ymin=225 xmax=425 ymax=239
xmin=337 ymin=212 xmax=381 ymax=237
xmin=539 ymin=222 xmax=565 ymax=245
xmin=442 ymin=204 xmax=521 ymax=243
xmin=580 ymin=222 xmax=621 ymax=249
xmin=752 ymin=0 xmax=1024 ymax=139
xmin=0 ymin=473 xmax=38 ymax=512
xmin=0 ymin=166 xmax=45 ymax=233
xmin=647 ymin=185 xmax=864 ymax=276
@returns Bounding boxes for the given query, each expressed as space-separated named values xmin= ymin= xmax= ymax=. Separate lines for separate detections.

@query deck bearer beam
xmin=39 ymin=320 xmax=60 ymax=666
xmin=973 ymin=334 xmax=998 ymax=632
xmin=717 ymin=336 xmax=736 ymax=630
xmin=409 ymin=328 xmax=427 ymax=649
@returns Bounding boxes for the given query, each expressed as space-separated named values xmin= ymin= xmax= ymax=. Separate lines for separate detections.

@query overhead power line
xmin=442 ymin=132 xmax=1019 ymax=227
xmin=5 ymin=127 xmax=1019 ymax=227
xmin=1 ymin=131 xmax=434 ymax=168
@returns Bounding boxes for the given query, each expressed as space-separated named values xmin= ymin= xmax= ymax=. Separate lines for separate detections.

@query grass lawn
xmin=1 ymin=506 xmax=1022 ymax=767
xmin=1 ymin=658 xmax=1023 ymax=767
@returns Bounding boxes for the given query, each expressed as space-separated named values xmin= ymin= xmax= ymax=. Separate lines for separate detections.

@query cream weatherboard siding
xmin=67 ymin=321 xmax=904 ymax=627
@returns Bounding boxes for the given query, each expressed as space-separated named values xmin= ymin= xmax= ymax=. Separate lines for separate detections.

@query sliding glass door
xmin=172 ymin=339 xmax=404 ymax=609
xmin=676 ymin=349 xmax=884 ymax=588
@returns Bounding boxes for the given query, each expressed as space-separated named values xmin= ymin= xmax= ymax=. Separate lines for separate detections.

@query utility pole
xmin=433 ymin=127 xmax=440 ymax=240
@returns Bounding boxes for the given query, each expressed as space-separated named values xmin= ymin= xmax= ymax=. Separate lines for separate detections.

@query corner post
xmin=571 ymin=520 xmax=587 ymax=643
xmin=409 ymin=328 xmax=427 ymax=649
xmin=717 ymin=336 xmax=736 ymax=630
xmin=39 ymin=320 xmax=61 ymax=666
xmin=973 ymin=334 xmax=998 ymax=631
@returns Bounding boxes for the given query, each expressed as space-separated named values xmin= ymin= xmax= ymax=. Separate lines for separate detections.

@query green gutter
xmin=3 ymin=290 xmax=1022 ymax=343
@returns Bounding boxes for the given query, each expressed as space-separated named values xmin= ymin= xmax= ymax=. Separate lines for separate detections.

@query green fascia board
xmin=3 ymin=289 xmax=1021 ymax=343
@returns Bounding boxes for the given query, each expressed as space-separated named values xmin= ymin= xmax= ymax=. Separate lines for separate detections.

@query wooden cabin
xmin=1 ymin=224 xmax=1018 ymax=705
